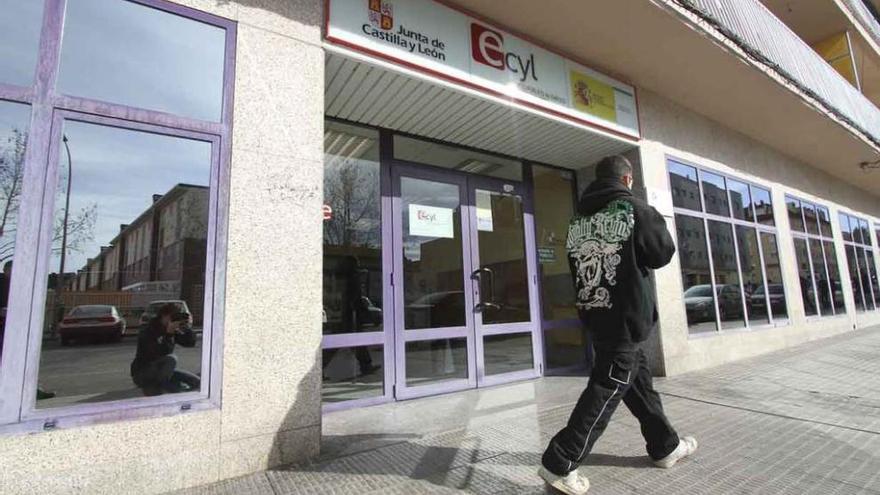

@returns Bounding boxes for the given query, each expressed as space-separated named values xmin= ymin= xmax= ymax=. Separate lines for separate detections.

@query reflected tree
xmin=0 ymin=129 xmax=97 ymax=265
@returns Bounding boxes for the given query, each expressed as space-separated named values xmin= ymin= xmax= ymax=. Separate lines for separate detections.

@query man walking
xmin=539 ymin=155 xmax=697 ymax=494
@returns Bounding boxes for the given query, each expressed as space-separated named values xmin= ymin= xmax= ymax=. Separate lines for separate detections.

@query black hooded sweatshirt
xmin=566 ymin=178 xmax=675 ymax=347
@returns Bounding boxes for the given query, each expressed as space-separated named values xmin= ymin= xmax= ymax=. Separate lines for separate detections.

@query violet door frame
xmin=391 ymin=162 xmax=478 ymax=400
xmin=466 ymin=174 xmax=543 ymax=388
xmin=321 ymin=128 xmax=396 ymax=413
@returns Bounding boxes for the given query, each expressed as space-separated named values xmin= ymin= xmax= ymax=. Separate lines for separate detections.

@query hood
xmin=577 ymin=177 xmax=633 ymax=216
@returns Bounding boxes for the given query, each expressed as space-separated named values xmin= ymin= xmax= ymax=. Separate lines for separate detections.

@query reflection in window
xmin=405 ymin=338 xmax=468 ymax=385
xmin=0 ymin=0 xmax=44 ymax=87
xmin=0 ymin=101 xmax=31 ymax=366
xmin=841 ymin=213 xmax=878 ymax=313
xmin=322 ymin=122 xmax=382 ymax=336
xmin=786 ymin=196 xmax=804 ymax=232
xmin=483 ymin=333 xmax=533 ymax=375
xmin=544 ymin=326 xmax=587 ymax=371
xmin=708 ymin=221 xmax=744 ymax=328
xmin=668 ymin=162 xmax=701 ymax=211
xmin=728 ymin=180 xmax=753 ymax=221
xmin=475 ymin=190 xmax=530 ymax=325
xmin=760 ymin=232 xmax=787 ymax=319
xmin=532 ymin=166 xmax=577 ymax=322
xmin=793 ymin=239 xmax=817 ymax=316
xmin=675 ymin=215 xmax=715 ymax=333
xmin=735 ymin=226 xmax=768 ymax=325
xmin=701 ymin=171 xmax=729 ymax=217
xmin=322 ymin=345 xmax=383 ymax=403
xmin=752 ymin=187 xmax=774 ymax=226
xmin=401 ymin=178 xmax=465 ymax=329
xmin=36 ymin=121 xmax=211 ymax=409
xmin=57 ymin=0 xmax=226 ymax=121
xmin=671 ymin=162 xmax=784 ymax=332
xmin=790 ymin=197 xmax=844 ymax=318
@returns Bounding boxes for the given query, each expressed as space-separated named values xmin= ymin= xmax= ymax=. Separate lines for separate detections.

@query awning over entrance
xmin=324 ymin=49 xmax=637 ymax=170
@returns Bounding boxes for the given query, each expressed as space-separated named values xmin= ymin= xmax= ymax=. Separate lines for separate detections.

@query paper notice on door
xmin=409 ymin=204 xmax=454 ymax=238
xmin=475 ymin=190 xmax=494 ymax=232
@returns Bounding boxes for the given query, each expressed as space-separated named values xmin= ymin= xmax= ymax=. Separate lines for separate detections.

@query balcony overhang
xmin=448 ymin=0 xmax=880 ymax=196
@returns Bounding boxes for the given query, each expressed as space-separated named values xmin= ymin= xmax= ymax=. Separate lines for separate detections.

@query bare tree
xmin=0 ymin=129 xmax=97 ymax=267
xmin=324 ymin=160 xmax=380 ymax=249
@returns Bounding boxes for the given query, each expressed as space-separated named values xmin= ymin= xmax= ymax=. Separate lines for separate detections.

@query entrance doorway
xmin=392 ymin=162 xmax=541 ymax=399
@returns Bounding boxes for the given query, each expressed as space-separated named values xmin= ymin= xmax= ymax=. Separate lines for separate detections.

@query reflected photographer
xmin=131 ymin=302 xmax=200 ymax=396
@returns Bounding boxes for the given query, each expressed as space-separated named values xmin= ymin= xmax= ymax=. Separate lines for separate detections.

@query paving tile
xmin=177 ymin=327 xmax=880 ymax=495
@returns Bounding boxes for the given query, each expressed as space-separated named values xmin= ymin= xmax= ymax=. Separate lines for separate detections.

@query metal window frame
xmin=667 ymin=157 xmax=788 ymax=336
xmin=840 ymin=212 xmax=880 ymax=313
xmin=0 ymin=0 xmax=235 ymax=434
xmin=786 ymin=195 xmax=842 ymax=319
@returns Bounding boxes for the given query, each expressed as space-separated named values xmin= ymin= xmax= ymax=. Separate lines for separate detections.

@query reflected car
xmin=683 ymin=284 xmax=744 ymax=323
xmin=406 ymin=291 xmax=466 ymax=328
xmin=59 ymin=305 xmax=126 ymax=345
xmin=139 ymin=300 xmax=193 ymax=332
xmin=749 ymin=284 xmax=787 ymax=315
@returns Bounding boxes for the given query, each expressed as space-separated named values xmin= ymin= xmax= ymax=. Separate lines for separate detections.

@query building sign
xmin=409 ymin=204 xmax=454 ymax=238
xmin=537 ymin=247 xmax=556 ymax=264
xmin=327 ymin=0 xmax=640 ymax=138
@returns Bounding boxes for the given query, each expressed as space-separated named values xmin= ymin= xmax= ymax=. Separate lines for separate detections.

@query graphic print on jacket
xmin=566 ymin=199 xmax=635 ymax=309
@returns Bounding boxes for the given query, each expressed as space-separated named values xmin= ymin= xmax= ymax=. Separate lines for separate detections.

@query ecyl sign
xmin=327 ymin=0 xmax=640 ymax=138
xmin=471 ymin=23 xmax=536 ymax=82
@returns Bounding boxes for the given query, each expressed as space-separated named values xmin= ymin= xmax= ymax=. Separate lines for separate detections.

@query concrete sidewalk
xmin=177 ymin=327 xmax=880 ymax=494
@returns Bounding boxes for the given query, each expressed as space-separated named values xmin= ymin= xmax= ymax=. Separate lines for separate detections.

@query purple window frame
xmin=0 ymin=0 xmax=235 ymax=433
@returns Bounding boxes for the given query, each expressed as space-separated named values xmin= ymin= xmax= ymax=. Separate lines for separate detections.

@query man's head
xmin=157 ymin=303 xmax=178 ymax=326
xmin=595 ymin=155 xmax=634 ymax=190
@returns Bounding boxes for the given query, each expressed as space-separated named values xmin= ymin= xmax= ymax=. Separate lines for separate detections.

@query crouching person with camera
xmin=131 ymin=303 xmax=200 ymax=396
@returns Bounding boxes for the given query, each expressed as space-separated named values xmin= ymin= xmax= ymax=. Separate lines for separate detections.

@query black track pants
xmin=542 ymin=345 xmax=680 ymax=475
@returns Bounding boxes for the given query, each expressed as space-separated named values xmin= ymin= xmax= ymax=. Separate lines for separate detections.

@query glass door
xmin=391 ymin=163 xmax=541 ymax=399
xmin=392 ymin=165 xmax=476 ymax=399
xmin=468 ymin=177 xmax=541 ymax=387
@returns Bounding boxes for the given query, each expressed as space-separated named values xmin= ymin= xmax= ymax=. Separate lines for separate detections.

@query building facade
xmin=2 ymin=0 xmax=880 ymax=493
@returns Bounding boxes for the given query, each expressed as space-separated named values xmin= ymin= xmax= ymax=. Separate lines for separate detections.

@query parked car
xmin=683 ymin=284 xmax=745 ymax=323
xmin=59 ymin=305 xmax=126 ymax=345
xmin=139 ymin=300 xmax=193 ymax=331
xmin=750 ymin=284 xmax=787 ymax=316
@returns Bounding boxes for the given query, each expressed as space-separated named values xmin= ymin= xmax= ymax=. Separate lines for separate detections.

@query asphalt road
xmin=35 ymin=333 xmax=202 ymax=409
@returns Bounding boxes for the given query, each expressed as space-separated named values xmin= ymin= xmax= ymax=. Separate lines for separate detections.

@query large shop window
xmin=321 ymin=121 xmax=385 ymax=404
xmin=786 ymin=197 xmax=845 ymax=317
xmin=840 ymin=213 xmax=880 ymax=312
xmin=0 ymin=0 xmax=234 ymax=430
xmin=668 ymin=160 xmax=787 ymax=334
xmin=531 ymin=164 xmax=585 ymax=371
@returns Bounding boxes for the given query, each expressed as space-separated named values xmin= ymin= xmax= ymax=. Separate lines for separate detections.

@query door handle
xmin=472 ymin=267 xmax=496 ymax=307
xmin=475 ymin=302 xmax=501 ymax=312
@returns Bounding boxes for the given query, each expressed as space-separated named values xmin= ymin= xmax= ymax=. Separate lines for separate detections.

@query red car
xmin=59 ymin=305 xmax=126 ymax=345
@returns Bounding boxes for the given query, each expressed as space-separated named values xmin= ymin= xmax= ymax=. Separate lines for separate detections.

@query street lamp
xmin=53 ymin=135 xmax=73 ymax=337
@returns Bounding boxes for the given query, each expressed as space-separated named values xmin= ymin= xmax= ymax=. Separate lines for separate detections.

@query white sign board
xmin=475 ymin=190 xmax=494 ymax=232
xmin=409 ymin=204 xmax=454 ymax=238
xmin=327 ymin=0 xmax=640 ymax=138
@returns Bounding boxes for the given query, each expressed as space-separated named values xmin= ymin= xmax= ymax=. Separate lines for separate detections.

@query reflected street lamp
xmin=53 ymin=135 xmax=73 ymax=337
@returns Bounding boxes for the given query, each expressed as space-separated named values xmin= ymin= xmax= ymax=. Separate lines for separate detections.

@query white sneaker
xmin=653 ymin=436 xmax=698 ymax=468
xmin=538 ymin=466 xmax=590 ymax=494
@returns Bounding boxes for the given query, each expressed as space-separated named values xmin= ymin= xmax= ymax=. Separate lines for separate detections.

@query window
xmin=840 ymin=213 xmax=879 ymax=312
xmin=531 ymin=164 xmax=585 ymax=372
xmin=321 ymin=121 xmax=386 ymax=405
xmin=787 ymin=197 xmax=844 ymax=318
xmin=0 ymin=0 xmax=234 ymax=429
xmin=0 ymin=0 xmax=44 ymax=87
xmin=668 ymin=160 xmax=786 ymax=334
